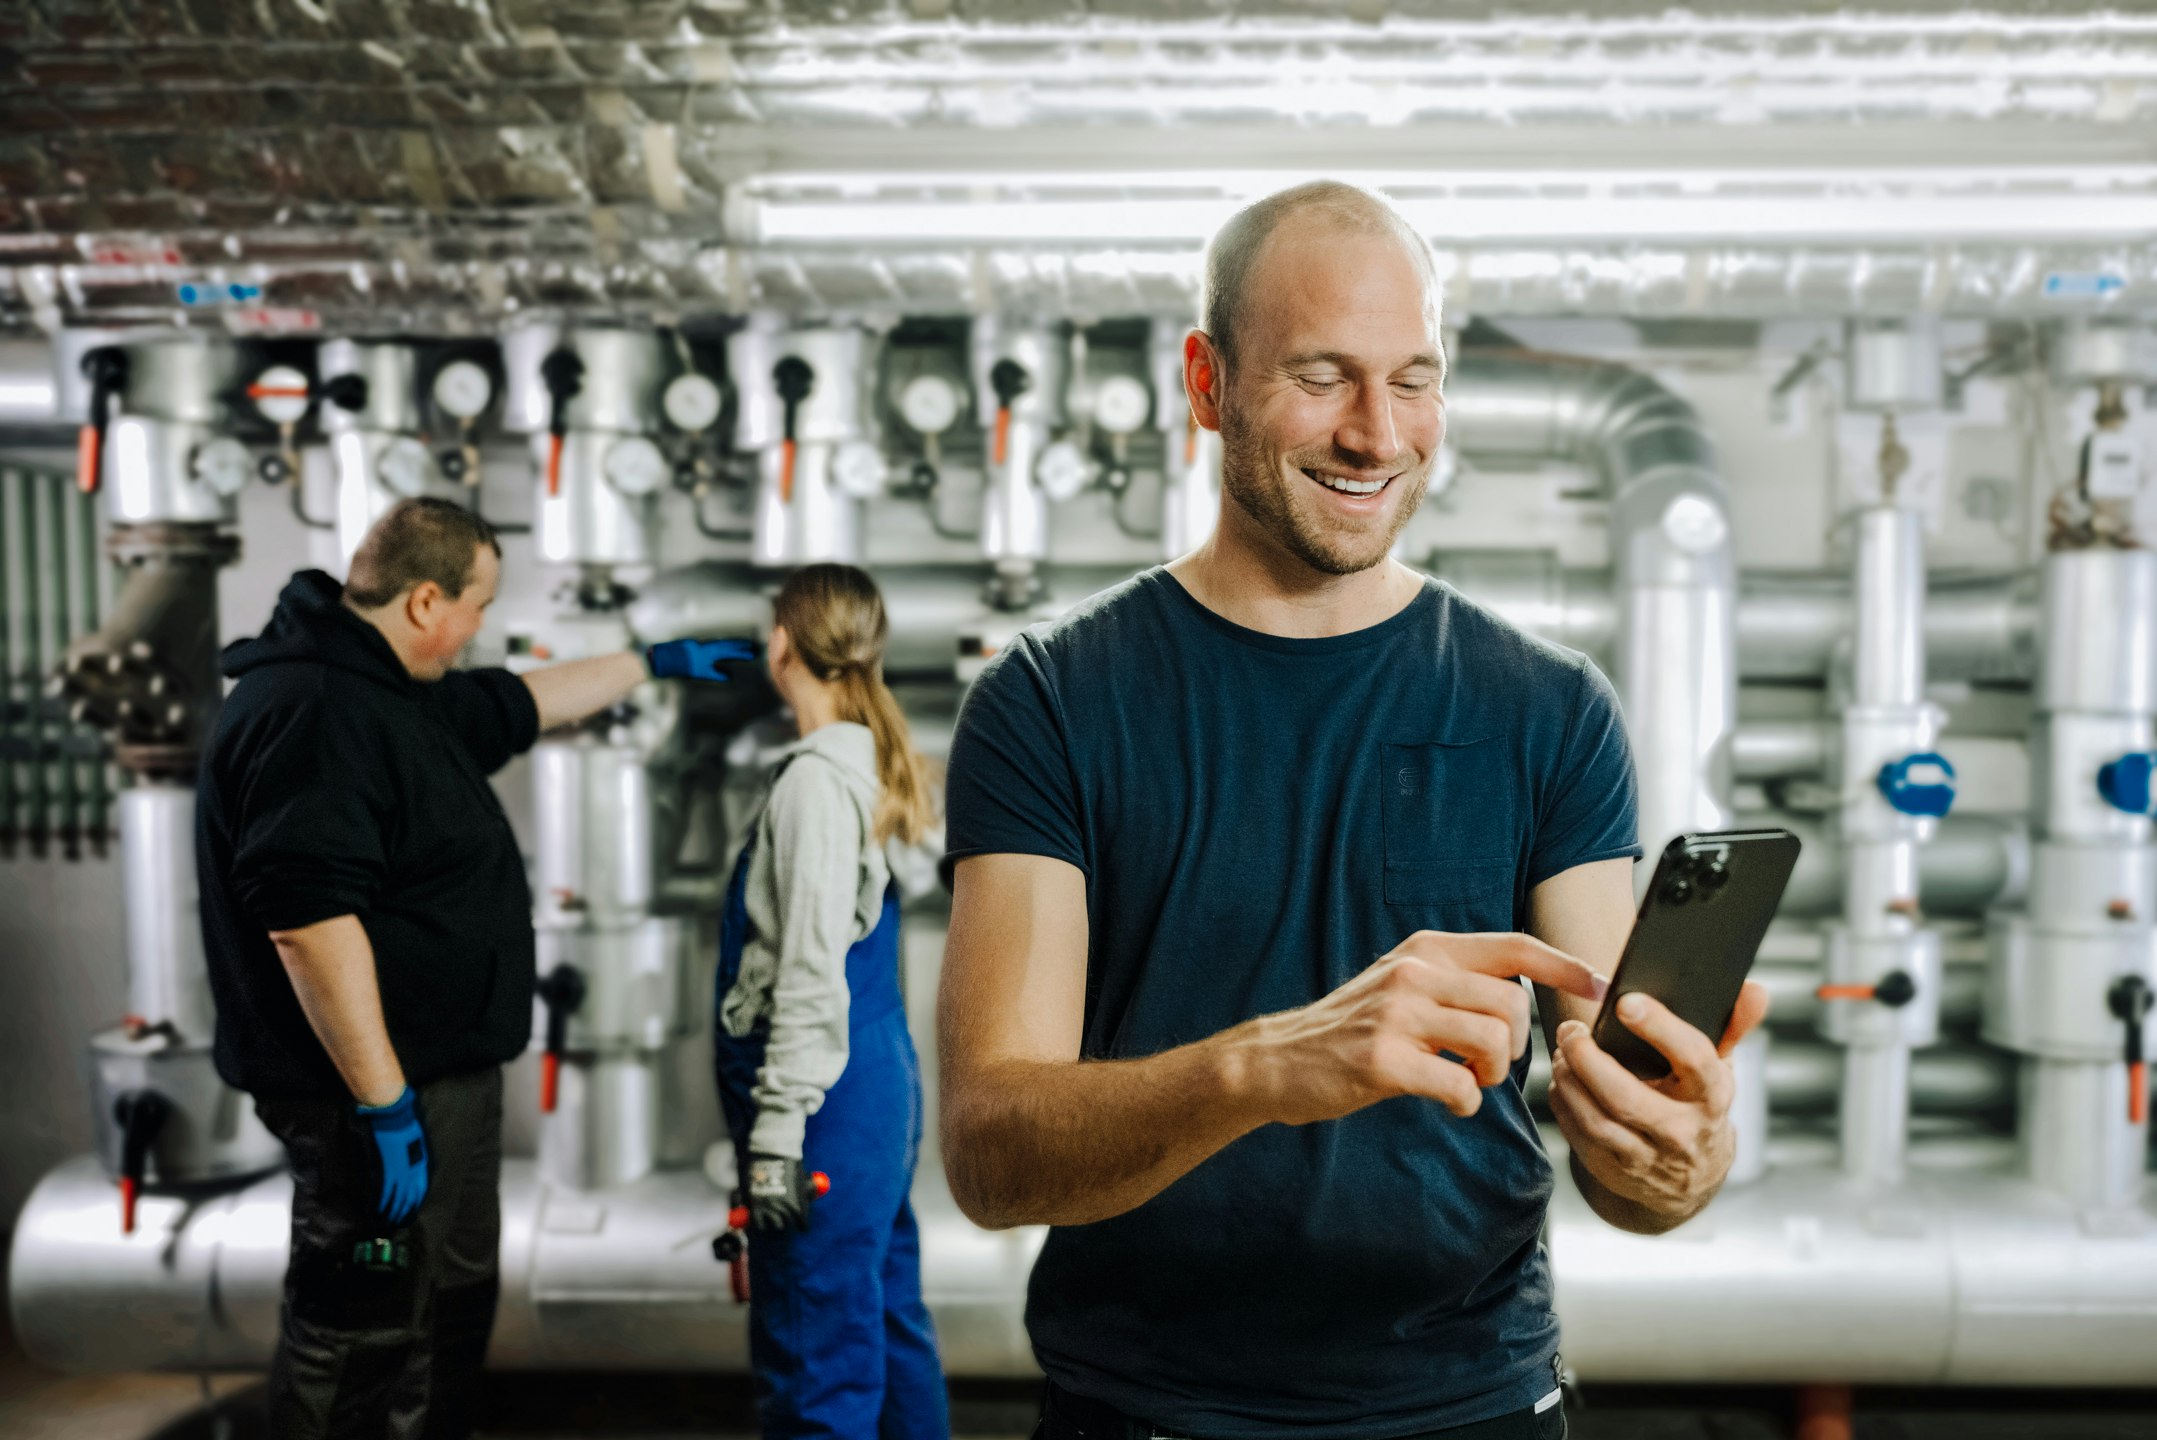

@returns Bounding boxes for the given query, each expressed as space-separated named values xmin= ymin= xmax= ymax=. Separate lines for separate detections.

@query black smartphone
xmin=1588 ymin=828 xmax=1801 ymax=1080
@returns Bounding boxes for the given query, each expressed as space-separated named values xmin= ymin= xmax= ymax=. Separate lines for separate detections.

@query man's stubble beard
xmin=1216 ymin=395 xmax=1432 ymax=578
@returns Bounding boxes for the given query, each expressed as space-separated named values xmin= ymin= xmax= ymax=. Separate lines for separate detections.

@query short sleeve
xmin=229 ymin=698 xmax=396 ymax=932
xmin=429 ymin=668 xmax=540 ymax=775
xmin=941 ymin=640 xmax=1086 ymax=888
xmin=1526 ymin=654 xmax=1642 ymax=889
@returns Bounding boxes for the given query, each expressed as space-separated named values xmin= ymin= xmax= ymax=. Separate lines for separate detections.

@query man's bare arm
xmin=522 ymin=652 xmax=647 ymax=732
xmin=269 ymin=914 xmax=406 ymax=1107
xmin=939 ymin=853 xmax=1609 ymax=1231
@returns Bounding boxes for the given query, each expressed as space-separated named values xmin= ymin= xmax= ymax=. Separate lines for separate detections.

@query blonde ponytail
xmin=773 ymin=564 xmax=937 ymax=846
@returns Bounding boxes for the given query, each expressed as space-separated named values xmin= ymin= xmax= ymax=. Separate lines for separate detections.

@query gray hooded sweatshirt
xmin=720 ymin=721 xmax=890 ymax=1159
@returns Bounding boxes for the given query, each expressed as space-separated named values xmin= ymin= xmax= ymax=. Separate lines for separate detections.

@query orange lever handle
xmin=540 ymin=1052 xmax=560 ymax=1114
xmin=1816 ymin=984 xmax=1876 ymax=1001
xmin=780 ymin=437 xmax=798 ymax=505
xmin=77 ymin=424 xmax=101 ymax=494
xmin=2132 ymin=1061 xmax=2148 ymax=1127
xmin=546 ymin=433 xmax=564 ymax=498
xmin=994 ymin=407 xmax=1011 ymax=468
xmin=119 ymin=1176 xmax=138 ymax=1235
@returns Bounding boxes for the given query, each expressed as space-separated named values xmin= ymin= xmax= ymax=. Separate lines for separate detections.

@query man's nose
xmin=1336 ymin=380 xmax=1403 ymax=466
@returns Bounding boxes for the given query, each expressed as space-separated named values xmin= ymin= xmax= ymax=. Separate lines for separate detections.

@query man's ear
xmin=1184 ymin=331 xmax=1225 ymax=435
xmin=403 ymin=580 xmax=444 ymax=628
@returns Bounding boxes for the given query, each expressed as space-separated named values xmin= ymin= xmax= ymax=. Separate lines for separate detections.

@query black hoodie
xmin=197 ymin=570 xmax=540 ymax=1101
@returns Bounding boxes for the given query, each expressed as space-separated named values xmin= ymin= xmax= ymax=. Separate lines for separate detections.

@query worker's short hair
xmin=1201 ymin=179 xmax=1443 ymax=370
xmin=344 ymin=498 xmax=499 ymax=610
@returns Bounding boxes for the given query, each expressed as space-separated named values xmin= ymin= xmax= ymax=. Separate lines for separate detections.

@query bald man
xmin=938 ymin=182 xmax=1768 ymax=1440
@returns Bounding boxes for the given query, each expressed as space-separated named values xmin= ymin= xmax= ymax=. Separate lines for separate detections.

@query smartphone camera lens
xmin=1698 ymin=857 xmax=1730 ymax=890
xmin=1661 ymin=874 xmax=1694 ymax=905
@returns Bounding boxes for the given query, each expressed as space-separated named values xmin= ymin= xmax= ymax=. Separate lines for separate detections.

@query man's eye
xmin=1299 ymin=376 xmax=1344 ymax=392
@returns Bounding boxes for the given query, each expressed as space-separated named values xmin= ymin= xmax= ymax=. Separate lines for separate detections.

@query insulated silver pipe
xmin=1449 ymin=353 xmax=1735 ymax=859
xmin=1744 ymin=809 xmax=2027 ymax=919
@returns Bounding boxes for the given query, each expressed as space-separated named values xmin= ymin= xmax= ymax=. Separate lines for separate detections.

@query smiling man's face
xmin=1214 ymin=212 xmax=1447 ymax=577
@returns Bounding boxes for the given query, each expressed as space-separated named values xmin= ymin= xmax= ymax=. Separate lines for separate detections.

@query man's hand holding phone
xmin=1547 ymin=980 xmax=1770 ymax=1224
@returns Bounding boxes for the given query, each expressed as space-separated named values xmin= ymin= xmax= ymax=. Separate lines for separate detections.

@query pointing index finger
xmin=1446 ymin=933 xmax=1610 ymax=1001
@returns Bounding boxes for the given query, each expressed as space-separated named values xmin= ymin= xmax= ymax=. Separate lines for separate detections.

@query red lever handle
xmin=546 ymin=432 xmax=564 ymax=498
xmin=779 ymin=436 xmax=798 ymax=506
xmin=118 ymin=1175 xmax=138 ymax=1235
xmin=540 ymin=1051 xmax=560 ymax=1114
xmin=2132 ymin=1061 xmax=2148 ymax=1127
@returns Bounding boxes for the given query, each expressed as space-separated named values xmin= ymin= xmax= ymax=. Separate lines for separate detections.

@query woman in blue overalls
xmin=714 ymin=563 xmax=948 ymax=1439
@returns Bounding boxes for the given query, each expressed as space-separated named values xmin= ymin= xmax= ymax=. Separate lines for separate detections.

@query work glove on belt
xmin=355 ymin=1086 xmax=430 ymax=1227
xmin=745 ymin=1152 xmax=811 ymax=1232
xmin=647 ymin=638 xmax=758 ymax=682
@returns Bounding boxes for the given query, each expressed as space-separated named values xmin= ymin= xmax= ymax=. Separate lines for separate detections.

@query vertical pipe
xmin=71 ymin=481 xmax=108 ymax=857
xmin=16 ymin=470 xmax=48 ymax=855
xmin=33 ymin=473 xmax=79 ymax=858
xmin=0 ymin=467 xmax=15 ymax=857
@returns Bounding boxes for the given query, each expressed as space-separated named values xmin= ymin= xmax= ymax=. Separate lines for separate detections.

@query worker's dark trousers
xmin=255 ymin=1066 xmax=503 ymax=1440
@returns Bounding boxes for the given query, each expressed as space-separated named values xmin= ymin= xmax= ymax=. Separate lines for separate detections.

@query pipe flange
xmin=113 ymin=742 xmax=202 ymax=781
xmin=105 ymin=523 xmax=240 ymax=568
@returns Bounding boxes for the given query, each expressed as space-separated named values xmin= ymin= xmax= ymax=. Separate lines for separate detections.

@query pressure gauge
xmin=832 ymin=440 xmax=888 ymax=500
xmin=190 ymin=436 xmax=254 ymax=497
xmin=898 ymin=374 xmax=961 ymax=436
xmin=377 ymin=435 xmax=434 ymax=498
xmin=431 ymin=360 xmax=493 ymax=421
xmin=1036 ymin=439 xmax=1092 ymax=502
xmin=1092 ymin=374 xmax=1151 ymax=436
xmin=663 ymin=372 xmax=723 ymax=433
xmin=603 ymin=435 xmax=670 ymax=496
xmin=251 ymin=364 xmax=311 ymax=427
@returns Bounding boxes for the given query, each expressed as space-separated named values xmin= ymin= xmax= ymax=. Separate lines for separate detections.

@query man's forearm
xmin=1568 ymin=1152 xmax=1703 ymax=1236
xmin=942 ymin=1029 xmax=1271 ymax=1230
xmin=270 ymin=914 xmax=406 ymax=1106
xmin=523 ymin=651 xmax=646 ymax=732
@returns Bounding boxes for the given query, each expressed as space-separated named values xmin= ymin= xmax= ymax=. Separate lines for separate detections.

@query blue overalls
xmin=715 ymin=827 xmax=949 ymax=1440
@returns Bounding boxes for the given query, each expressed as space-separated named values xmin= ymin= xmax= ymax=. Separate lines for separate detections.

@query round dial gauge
xmin=832 ymin=440 xmax=888 ymax=500
xmin=898 ymin=374 xmax=961 ymax=436
xmin=376 ymin=435 xmax=434 ymax=498
xmin=663 ymin=373 xmax=724 ymax=433
xmin=190 ymin=436 xmax=254 ymax=497
xmin=251 ymin=364 xmax=311 ymax=426
xmin=1092 ymin=374 xmax=1151 ymax=435
xmin=604 ymin=435 xmax=671 ymax=496
xmin=431 ymin=359 xmax=494 ymax=421
xmin=1035 ymin=439 xmax=1092 ymax=502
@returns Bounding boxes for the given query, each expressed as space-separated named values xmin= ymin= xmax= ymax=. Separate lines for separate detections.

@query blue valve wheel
xmin=2098 ymin=752 xmax=2157 ymax=815
xmin=1876 ymin=752 xmax=1957 ymax=819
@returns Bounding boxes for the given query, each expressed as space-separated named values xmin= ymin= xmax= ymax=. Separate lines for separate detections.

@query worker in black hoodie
xmin=198 ymin=497 xmax=748 ymax=1440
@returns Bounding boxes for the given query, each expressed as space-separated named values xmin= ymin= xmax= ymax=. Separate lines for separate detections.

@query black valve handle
xmin=113 ymin=1089 xmax=170 ymax=1234
xmin=536 ymin=963 xmax=587 ymax=1114
xmin=539 ymin=350 xmax=585 ymax=497
xmin=78 ymin=347 xmax=128 ymax=495
xmin=2109 ymin=976 xmax=2152 ymax=1125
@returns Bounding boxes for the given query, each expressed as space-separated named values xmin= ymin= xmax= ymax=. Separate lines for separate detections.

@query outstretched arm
xmin=938 ymin=852 xmax=1608 ymax=1230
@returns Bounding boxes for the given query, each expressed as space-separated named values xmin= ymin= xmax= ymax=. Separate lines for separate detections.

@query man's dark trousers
xmin=255 ymin=1067 xmax=503 ymax=1440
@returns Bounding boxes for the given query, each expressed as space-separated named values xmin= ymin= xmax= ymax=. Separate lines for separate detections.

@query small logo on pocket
xmin=1395 ymin=765 xmax=1421 ymax=797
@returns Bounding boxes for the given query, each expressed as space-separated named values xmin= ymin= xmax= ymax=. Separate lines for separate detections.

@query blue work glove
xmin=646 ymin=638 xmax=758 ymax=682
xmin=355 ymin=1087 xmax=429 ymax=1227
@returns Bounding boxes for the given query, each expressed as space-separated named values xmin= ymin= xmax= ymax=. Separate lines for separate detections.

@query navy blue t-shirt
xmin=944 ymin=569 xmax=1640 ymax=1438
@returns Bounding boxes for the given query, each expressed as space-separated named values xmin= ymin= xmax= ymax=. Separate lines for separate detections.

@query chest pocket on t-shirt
xmin=1379 ymin=738 xmax=1519 ymax=910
